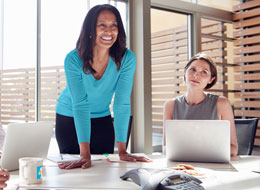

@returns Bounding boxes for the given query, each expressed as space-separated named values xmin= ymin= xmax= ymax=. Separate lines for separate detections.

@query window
xmin=1 ymin=0 xmax=128 ymax=125
xmin=1 ymin=0 xmax=36 ymax=125
xmin=40 ymin=0 xmax=87 ymax=121
xmin=151 ymin=8 xmax=190 ymax=152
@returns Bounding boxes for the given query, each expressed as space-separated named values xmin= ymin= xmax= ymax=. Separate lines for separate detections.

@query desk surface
xmin=7 ymin=154 xmax=260 ymax=190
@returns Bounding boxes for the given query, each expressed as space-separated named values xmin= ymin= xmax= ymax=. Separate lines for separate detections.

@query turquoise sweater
xmin=56 ymin=49 xmax=136 ymax=143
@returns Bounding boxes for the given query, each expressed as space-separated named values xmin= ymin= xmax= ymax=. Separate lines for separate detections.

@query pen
xmin=104 ymin=153 xmax=112 ymax=163
xmin=104 ymin=154 xmax=122 ymax=163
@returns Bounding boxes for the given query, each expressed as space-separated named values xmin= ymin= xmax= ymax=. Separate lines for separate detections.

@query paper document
xmin=47 ymin=154 xmax=101 ymax=163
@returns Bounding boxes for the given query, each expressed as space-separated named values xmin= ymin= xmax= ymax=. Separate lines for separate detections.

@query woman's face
xmin=185 ymin=59 xmax=215 ymax=90
xmin=95 ymin=10 xmax=118 ymax=49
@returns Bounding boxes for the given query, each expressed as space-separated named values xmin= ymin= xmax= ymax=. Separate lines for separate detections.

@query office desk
xmin=7 ymin=155 xmax=260 ymax=190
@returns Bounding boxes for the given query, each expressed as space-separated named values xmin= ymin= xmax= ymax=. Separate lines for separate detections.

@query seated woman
xmin=163 ymin=52 xmax=238 ymax=156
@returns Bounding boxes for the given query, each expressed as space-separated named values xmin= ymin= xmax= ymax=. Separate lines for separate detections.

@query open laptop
xmin=1 ymin=121 xmax=54 ymax=171
xmin=165 ymin=120 xmax=230 ymax=163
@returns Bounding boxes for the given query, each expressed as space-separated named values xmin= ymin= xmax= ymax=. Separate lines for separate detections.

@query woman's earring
xmin=89 ymin=35 xmax=92 ymax=39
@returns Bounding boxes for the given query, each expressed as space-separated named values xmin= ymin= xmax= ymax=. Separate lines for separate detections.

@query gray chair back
xmin=126 ymin=116 xmax=133 ymax=149
xmin=235 ymin=118 xmax=258 ymax=155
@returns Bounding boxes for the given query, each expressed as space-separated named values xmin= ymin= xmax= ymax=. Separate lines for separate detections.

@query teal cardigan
xmin=56 ymin=49 xmax=136 ymax=143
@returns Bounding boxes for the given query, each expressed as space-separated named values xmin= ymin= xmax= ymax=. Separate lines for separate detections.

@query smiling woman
xmin=55 ymin=4 xmax=152 ymax=170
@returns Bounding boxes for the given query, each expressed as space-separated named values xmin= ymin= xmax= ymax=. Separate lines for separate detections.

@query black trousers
xmin=55 ymin=113 xmax=115 ymax=154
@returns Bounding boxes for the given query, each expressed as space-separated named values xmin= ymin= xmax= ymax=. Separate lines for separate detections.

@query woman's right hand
xmin=58 ymin=142 xmax=91 ymax=170
xmin=58 ymin=157 xmax=91 ymax=170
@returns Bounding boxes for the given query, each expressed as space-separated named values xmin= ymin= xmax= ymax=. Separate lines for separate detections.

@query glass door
xmin=151 ymin=8 xmax=190 ymax=152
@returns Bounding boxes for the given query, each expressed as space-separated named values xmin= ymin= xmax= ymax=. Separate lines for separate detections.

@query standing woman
xmin=163 ymin=53 xmax=238 ymax=156
xmin=56 ymin=4 xmax=151 ymax=170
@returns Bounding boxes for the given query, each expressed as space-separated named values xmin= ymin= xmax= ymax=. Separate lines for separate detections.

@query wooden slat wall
xmin=151 ymin=20 xmax=228 ymax=128
xmin=0 ymin=66 xmax=65 ymax=125
xmin=40 ymin=66 xmax=66 ymax=121
xmin=233 ymin=1 xmax=260 ymax=147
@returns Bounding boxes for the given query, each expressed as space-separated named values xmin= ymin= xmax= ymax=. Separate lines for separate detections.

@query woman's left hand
xmin=119 ymin=152 xmax=152 ymax=162
xmin=117 ymin=142 xmax=152 ymax=162
xmin=58 ymin=157 xmax=91 ymax=170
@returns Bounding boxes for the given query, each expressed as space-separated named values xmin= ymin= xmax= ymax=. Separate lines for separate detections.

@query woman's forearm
xmin=117 ymin=142 xmax=127 ymax=155
xmin=80 ymin=142 xmax=91 ymax=159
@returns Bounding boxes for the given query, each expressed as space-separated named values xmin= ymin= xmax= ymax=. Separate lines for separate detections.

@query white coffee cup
xmin=19 ymin=157 xmax=43 ymax=185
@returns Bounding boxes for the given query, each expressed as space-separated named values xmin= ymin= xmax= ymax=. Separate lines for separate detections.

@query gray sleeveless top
xmin=172 ymin=93 xmax=219 ymax=120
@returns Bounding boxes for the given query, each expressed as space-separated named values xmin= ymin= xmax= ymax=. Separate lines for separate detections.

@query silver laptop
xmin=165 ymin=120 xmax=230 ymax=163
xmin=1 ymin=121 xmax=54 ymax=171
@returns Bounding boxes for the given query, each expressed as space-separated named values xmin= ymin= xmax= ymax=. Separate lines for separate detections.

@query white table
xmin=7 ymin=154 xmax=260 ymax=190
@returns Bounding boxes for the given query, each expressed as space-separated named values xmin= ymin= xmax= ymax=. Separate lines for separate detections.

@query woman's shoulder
xmin=163 ymin=98 xmax=176 ymax=118
xmin=120 ymin=49 xmax=136 ymax=70
xmin=66 ymin=49 xmax=80 ymax=60
xmin=124 ymin=49 xmax=136 ymax=59
xmin=64 ymin=49 xmax=82 ymax=68
xmin=207 ymin=93 xmax=219 ymax=98
xmin=164 ymin=98 xmax=177 ymax=109
xmin=121 ymin=49 xmax=136 ymax=63
xmin=217 ymin=95 xmax=231 ymax=108
xmin=217 ymin=95 xmax=233 ymax=117
xmin=164 ymin=95 xmax=184 ymax=105
xmin=175 ymin=94 xmax=185 ymax=102
xmin=217 ymin=95 xmax=229 ymax=102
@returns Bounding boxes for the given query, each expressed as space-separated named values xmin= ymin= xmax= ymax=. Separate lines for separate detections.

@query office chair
xmin=234 ymin=118 xmax=258 ymax=155
xmin=126 ymin=116 xmax=133 ymax=149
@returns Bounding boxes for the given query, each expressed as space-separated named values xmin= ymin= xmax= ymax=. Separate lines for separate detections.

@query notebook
xmin=47 ymin=154 xmax=102 ymax=163
xmin=165 ymin=120 xmax=230 ymax=163
xmin=0 ymin=121 xmax=54 ymax=171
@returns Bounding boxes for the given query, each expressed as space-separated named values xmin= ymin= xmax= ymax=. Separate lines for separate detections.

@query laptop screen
xmin=165 ymin=120 xmax=230 ymax=163
xmin=1 ymin=121 xmax=53 ymax=171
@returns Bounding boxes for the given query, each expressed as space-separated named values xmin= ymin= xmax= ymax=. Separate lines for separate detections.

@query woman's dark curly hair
xmin=76 ymin=4 xmax=126 ymax=74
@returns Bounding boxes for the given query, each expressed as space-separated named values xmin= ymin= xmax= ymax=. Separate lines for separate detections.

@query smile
xmin=101 ymin=36 xmax=113 ymax=41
